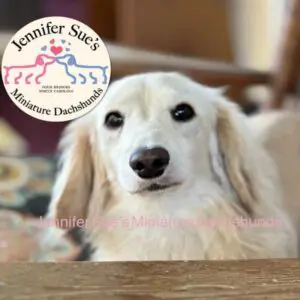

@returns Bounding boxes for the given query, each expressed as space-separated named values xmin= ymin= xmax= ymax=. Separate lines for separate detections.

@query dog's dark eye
xmin=171 ymin=103 xmax=195 ymax=122
xmin=104 ymin=111 xmax=124 ymax=129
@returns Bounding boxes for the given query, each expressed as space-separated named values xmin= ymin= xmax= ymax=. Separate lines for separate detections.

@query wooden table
xmin=1 ymin=260 xmax=300 ymax=299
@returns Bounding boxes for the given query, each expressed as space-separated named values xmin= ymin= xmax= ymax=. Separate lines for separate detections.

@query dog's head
xmin=56 ymin=54 xmax=76 ymax=66
xmin=36 ymin=54 xmax=56 ymax=65
xmin=49 ymin=72 xmax=277 ymax=225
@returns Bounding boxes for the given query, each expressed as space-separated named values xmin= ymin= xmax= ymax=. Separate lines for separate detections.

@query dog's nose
xmin=129 ymin=147 xmax=170 ymax=179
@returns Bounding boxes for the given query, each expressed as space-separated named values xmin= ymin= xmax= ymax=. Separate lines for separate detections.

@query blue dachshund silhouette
xmin=56 ymin=54 xmax=108 ymax=85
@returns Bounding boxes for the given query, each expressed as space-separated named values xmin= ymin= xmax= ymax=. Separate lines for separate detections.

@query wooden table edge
xmin=0 ymin=259 xmax=300 ymax=299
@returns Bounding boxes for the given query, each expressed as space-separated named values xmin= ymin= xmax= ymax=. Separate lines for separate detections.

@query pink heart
xmin=50 ymin=46 xmax=63 ymax=56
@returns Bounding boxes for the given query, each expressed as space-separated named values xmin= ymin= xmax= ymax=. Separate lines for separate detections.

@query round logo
xmin=1 ymin=16 xmax=111 ymax=122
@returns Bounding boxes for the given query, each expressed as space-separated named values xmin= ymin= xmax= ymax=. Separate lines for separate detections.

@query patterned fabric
xmin=0 ymin=209 xmax=80 ymax=262
xmin=0 ymin=156 xmax=84 ymax=261
xmin=0 ymin=156 xmax=56 ymax=215
xmin=0 ymin=155 xmax=91 ymax=261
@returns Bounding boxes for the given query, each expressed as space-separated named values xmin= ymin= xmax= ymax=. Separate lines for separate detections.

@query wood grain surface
xmin=0 ymin=260 xmax=300 ymax=299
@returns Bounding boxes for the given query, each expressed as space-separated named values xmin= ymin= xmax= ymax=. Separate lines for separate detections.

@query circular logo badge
xmin=1 ymin=16 xmax=111 ymax=122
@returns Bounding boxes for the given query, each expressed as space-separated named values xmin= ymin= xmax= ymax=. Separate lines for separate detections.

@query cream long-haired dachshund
xmin=47 ymin=72 xmax=300 ymax=261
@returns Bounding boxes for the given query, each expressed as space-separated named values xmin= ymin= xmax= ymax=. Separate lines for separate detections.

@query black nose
xmin=129 ymin=147 xmax=170 ymax=179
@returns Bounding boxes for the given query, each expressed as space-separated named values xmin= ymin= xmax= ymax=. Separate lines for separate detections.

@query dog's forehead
xmin=99 ymin=72 xmax=221 ymax=115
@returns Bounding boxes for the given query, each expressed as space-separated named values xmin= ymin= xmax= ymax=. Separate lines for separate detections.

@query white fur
xmin=48 ymin=72 xmax=298 ymax=261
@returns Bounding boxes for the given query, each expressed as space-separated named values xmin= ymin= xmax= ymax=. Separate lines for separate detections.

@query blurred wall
xmin=229 ymin=0 xmax=287 ymax=71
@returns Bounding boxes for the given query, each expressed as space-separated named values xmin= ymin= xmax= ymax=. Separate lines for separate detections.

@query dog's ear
xmin=47 ymin=117 xmax=108 ymax=228
xmin=36 ymin=55 xmax=45 ymax=65
xmin=212 ymin=100 xmax=279 ymax=216
xmin=67 ymin=55 xmax=76 ymax=66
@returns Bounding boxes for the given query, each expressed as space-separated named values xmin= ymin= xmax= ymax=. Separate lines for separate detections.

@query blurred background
xmin=0 ymin=0 xmax=298 ymax=155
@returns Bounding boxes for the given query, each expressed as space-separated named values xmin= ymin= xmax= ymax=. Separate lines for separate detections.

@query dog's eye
xmin=104 ymin=111 xmax=124 ymax=129
xmin=171 ymin=103 xmax=195 ymax=122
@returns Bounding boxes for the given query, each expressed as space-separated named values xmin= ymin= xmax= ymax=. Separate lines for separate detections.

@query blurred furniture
xmin=269 ymin=0 xmax=300 ymax=109
xmin=90 ymin=0 xmax=270 ymax=107
xmin=114 ymin=0 xmax=234 ymax=62
xmin=1 ymin=0 xmax=294 ymax=155
xmin=107 ymin=43 xmax=269 ymax=106
xmin=91 ymin=0 xmax=300 ymax=109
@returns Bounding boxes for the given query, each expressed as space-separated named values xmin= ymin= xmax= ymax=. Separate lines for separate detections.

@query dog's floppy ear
xmin=36 ymin=55 xmax=45 ymax=65
xmin=47 ymin=116 xmax=108 ymax=228
xmin=213 ymin=100 xmax=278 ymax=216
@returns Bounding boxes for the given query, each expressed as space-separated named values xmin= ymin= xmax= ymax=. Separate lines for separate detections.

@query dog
xmin=47 ymin=72 xmax=298 ymax=261
xmin=3 ymin=54 xmax=56 ymax=84
xmin=56 ymin=54 xmax=109 ymax=84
